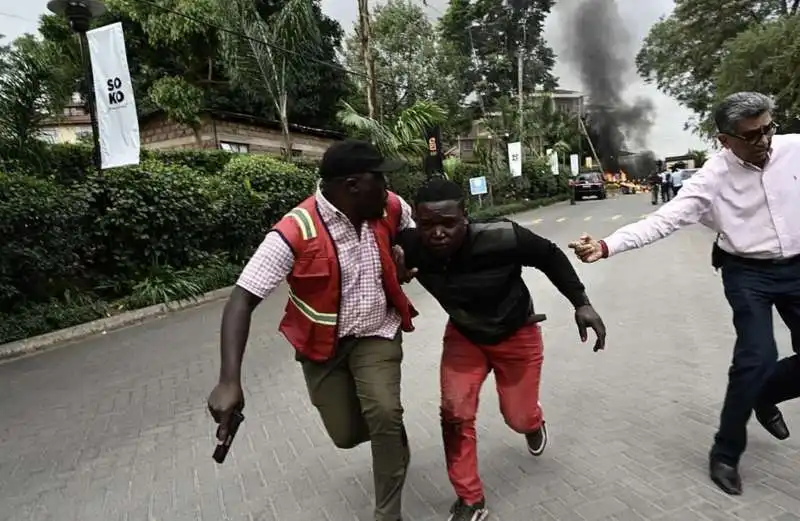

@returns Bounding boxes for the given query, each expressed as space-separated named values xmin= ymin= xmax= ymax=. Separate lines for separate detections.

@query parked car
xmin=572 ymin=172 xmax=607 ymax=200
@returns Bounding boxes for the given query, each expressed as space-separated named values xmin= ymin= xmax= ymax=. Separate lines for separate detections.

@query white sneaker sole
xmin=527 ymin=423 xmax=548 ymax=457
xmin=446 ymin=507 xmax=489 ymax=521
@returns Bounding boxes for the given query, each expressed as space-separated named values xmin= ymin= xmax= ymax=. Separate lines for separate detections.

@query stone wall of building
xmin=139 ymin=114 xmax=336 ymax=158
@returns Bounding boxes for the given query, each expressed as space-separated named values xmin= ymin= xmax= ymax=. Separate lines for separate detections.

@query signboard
xmin=547 ymin=148 xmax=559 ymax=176
xmin=507 ymin=141 xmax=522 ymax=178
xmin=423 ymin=125 xmax=444 ymax=177
xmin=87 ymin=22 xmax=140 ymax=169
xmin=585 ymin=156 xmax=593 ymax=168
xmin=469 ymin=176 xmax=488 ymax=195
xmin=570 ymin=154 xmax=580 ymax=176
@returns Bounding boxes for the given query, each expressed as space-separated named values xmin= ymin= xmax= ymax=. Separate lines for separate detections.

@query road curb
xmin=0 ymin=286 xmax=234 ymax=362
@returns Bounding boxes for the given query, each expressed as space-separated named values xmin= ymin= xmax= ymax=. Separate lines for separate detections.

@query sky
xmin=1 ymin=0 xmax=710 ymax=158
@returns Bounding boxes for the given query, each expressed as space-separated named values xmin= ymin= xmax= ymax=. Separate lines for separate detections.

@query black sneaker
xmin=526 ymin=422 xmax=548 ymax=456
xmin=447 ymin=498 xmax=488 ymax=521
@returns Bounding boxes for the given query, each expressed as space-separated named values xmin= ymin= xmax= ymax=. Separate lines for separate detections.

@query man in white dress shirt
xmin=568 ymin=92 xmax=800 ymax=496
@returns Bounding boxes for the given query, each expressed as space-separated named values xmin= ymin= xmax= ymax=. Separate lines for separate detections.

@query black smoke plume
xmin=561 ymin=0 xmax=654 ymax=173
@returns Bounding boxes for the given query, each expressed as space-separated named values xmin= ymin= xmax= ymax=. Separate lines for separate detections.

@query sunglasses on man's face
xmin=727 ymin=121 xmax=778 ymax=144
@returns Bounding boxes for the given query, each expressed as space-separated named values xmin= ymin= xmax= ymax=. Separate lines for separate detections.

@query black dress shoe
xmin=709 ymin=459 xmax=742 ymax=495
xmin=755 ymin=405 xmax=790 ymax=440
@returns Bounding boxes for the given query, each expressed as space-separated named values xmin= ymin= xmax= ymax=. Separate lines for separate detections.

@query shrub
xmin=76 ymin=160 xmax=219 ymax=291
xmin=0 ymin=172 xmax=89 ymax=311
xmin=148 ymin=149 xmax=233 ymax=176
xmin=0 ymin=143 xmax=573 ymax=345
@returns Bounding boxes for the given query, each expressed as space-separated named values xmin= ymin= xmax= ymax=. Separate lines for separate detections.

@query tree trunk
xmin=279 ymin=93 xmax=292 ymax=160
xmin=357 ymin=0 xmax=378 ymax=120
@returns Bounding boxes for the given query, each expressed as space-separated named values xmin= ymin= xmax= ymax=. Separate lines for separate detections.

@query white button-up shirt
xmin=605 ymin=134 xmax=800 ymax=260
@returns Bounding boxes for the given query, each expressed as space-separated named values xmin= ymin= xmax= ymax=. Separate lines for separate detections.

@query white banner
xmin=570 ymin=153 xmax=580 ymax=176
xmin=547 ymin=148 xmax=559 ymax=176
xmin=507 ymin=141 xmax=522 ymax=177
xmin=87 ymin=22 xmax=140 ymax=169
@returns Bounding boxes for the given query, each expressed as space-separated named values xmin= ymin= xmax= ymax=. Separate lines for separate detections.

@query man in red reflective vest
xmin=208 ymin=140 xmax=418 ymax=521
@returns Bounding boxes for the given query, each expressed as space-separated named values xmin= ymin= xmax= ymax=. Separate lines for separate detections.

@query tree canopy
xmin=344 ymin=0 xmax=462 ymax=130
xmin=35 ymin=0 xmax=353 ymax=130
xmin=714 ymin=13 xmax=800 ymax=132
xmin=439 ymin=0 xmax=557 ymax=108
xmin=636 ymin=0 xmax=796 ymax=134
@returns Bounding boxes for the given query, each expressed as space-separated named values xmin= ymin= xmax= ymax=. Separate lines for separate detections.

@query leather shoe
xmin=755 ymin=405 xmax=790 ymax=440
xmin=709 ymin=459 xmax=742 ymax=495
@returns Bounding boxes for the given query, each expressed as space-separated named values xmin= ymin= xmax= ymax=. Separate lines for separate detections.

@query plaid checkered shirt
xmin=236 ymin=188 xmax=415 ymax=339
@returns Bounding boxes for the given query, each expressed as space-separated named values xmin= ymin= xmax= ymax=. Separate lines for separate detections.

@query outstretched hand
xmin=392 ymin=245 xmax=418 ymax=283
xmin=575 ymin=304 xmax=606 ymax=352
xmin=568 ymin=234 xmax=604 ymax=263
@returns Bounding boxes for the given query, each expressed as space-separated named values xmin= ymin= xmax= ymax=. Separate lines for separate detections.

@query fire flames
xmin=603 ymin=170 xmax=627 ymax=183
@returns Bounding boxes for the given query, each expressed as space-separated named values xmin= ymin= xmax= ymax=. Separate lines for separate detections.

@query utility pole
xmin=578 ymin=116 xmax=604 ymax=172
xmin=357 ymin=0 xmax=378 ymax=120
xmin=517 ymin=21 xmax=526 ymax=140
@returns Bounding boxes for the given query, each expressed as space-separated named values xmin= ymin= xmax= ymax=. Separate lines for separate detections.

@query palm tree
xmin=336 ymin=100 xmax=446 ymax=159
xmin=217 ymin=0 xmax=320 ymax=159
xmin=688 ymin=149 xmax=708 ymax=167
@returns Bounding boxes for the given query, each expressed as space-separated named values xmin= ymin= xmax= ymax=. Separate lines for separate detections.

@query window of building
xmin=220 ymin=142 xmax=249 ymax=153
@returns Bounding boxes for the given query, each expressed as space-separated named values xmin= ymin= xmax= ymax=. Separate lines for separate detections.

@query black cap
xmin=319 ymin=139 xmax=405 ymax=179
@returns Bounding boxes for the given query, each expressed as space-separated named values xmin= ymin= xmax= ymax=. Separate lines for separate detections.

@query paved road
xmin=2 ymin=193 xmax=799 ymax=521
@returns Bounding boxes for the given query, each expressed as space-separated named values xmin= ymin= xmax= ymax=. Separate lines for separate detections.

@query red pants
xmin=440 ymin=322 xmax=544 ymax=504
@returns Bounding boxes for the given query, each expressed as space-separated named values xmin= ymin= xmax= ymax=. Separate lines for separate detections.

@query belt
xmin=721 ymin=249 xmax=800 ymax=267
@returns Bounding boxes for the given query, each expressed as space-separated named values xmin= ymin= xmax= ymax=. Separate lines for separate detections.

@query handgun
xmin=212 ymin=409 xmax=244 ymax=464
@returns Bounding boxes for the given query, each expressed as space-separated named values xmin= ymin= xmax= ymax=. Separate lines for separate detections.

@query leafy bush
xmin=0 ymin=172 xmax=89 ymax=311
xmin=0 ymin=143 xmax=570 ymax=345
xmin=0 ymin=149 xmax=316 ymax=327
xmin=150 ymin=149 xmax=233 ymax=176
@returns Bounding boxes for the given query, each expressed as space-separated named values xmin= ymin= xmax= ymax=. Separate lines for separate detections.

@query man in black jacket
xmin=394 ymin=178 xmax=606 ymax=521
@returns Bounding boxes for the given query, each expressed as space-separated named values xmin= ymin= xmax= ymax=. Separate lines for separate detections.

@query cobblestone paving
xmin=1 ymin=194 xmax=799 ymax=521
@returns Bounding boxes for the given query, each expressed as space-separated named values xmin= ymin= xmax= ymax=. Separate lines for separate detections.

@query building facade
xmin=38 ymin=96 xmax=342 ymax=159
xmin=139 ymin=111 xmax=343 ymax=159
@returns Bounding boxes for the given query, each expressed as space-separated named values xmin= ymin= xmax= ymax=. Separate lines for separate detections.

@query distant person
xmin=671 ymin=164 xmax=684 ymax=196
xmin=207 ymin=139 xmax=418 ymax=521
xmin=568 ymin=91 xmax=800 ymax=497
xmin=394 ymin=179 xmax=606 ymax=521
xmin=660 ymin=169 xmax=672 ymax=202
xmin=647 ymin=170 xmax=661 ymax=205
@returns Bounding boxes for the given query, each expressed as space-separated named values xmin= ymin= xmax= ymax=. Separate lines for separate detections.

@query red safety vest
xmin=272 ymin=191 xmax=417 ymax=362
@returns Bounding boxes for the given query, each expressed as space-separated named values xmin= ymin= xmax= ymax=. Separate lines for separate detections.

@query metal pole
xmin=517 ymin=24 xmax=524 ymax=140
xmin=77 ymin=31 xmax=101 ymax=170
xmin=579 ymin=116 xmax=604 ymax=173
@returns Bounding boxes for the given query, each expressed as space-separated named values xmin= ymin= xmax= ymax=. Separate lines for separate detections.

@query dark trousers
xmin=711 ymin=257 xmax=800 ymax=465
xmin=673 ymin=185 xmax=681 ymax=197
xmin=302 ymin=334 xmax=409 ymax=521
xmin=661 ymin=184 xmax=671 ymax=202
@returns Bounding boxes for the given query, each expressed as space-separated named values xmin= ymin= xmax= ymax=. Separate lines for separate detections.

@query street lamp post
xmin=47 ymin=0 xmax=106 ymax=170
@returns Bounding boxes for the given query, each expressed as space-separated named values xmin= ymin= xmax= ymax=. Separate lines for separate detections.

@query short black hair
xmin=414 ymin=177 xmax=464 ymax=205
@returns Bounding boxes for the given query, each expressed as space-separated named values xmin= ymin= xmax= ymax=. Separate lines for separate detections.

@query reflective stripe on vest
xmin=288 ymin=288 xmax=338 ymax=326
xmin=287 ymin=207 xmax=317 ymax=240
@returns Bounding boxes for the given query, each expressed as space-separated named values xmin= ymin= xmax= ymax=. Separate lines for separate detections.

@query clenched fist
xmin=568 ymin=234 xmax=605 ymax=263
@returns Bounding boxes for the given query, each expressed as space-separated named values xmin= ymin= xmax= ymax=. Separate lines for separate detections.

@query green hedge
xmin=0 ymin=144 xmax=568 ymax=345
xmin=1 ymin=153 xmax=314 ymax=315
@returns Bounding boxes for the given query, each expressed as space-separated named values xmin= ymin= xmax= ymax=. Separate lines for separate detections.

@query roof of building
xmin=665 ymin=154 xmax=693 ymax=162
xmin=140 ymin=109 xmax=346 ymax=140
